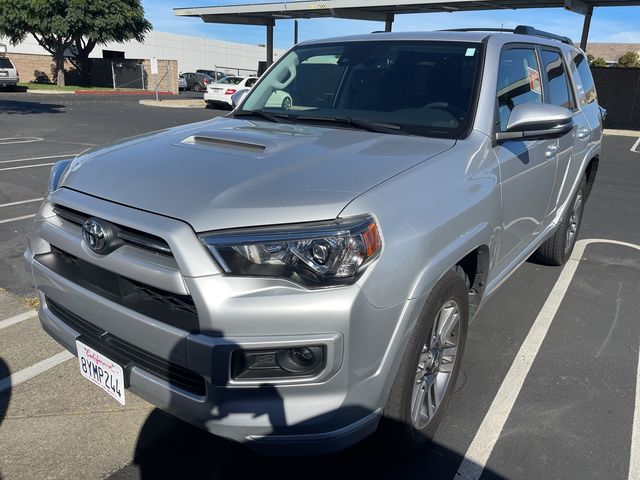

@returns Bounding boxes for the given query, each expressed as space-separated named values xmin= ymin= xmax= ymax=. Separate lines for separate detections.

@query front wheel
xmin=534 ymin=176 xmax=586 ymax=266
xmin=379 ymin=268 xmax=469 ymax=451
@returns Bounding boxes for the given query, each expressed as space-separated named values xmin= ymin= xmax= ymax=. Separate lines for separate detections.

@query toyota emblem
xmin=82 ymin=218 xmax=110 ymax=254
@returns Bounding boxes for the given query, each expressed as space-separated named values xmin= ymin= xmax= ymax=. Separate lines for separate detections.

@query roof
xmin=582 ymin=42 xmax=640 ymax=61
xmin=174 ymin=0 xmax=640 ymax=25
xmin=299 ymin=30 xmax=491 ymax=45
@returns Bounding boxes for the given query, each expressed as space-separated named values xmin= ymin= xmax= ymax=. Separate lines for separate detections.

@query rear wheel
xmin=534 ymin=176 xmax=586 ymax=266
xmin=281 ymin=96 xmax=292 ymax=109
xmin=195 ymin=83 xmax=204 ymax=92
xmin=379 ymin=268 xmax=469 ymax=452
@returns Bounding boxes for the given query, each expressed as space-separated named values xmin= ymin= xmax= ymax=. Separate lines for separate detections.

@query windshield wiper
xmin=295 ymin=116 xmax=408 ymax=135
xmin=233 ymin=110 xmax=293 ymax=123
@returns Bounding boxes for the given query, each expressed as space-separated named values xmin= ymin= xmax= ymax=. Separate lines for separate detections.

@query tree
xmin=0 ymin=1 xmax=80 ymax=86
xmin=587 ymin=53 xmax=608 ymax=68
xmin=0 ymin=0 xmax=151 ymax=87
xmin=617 ymin=51 xmax=640 ymax=68
xmin=70 ymin=1 xmax=152 ymax=86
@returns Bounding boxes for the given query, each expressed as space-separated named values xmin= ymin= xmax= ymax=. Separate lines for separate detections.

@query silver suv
xmin=25 ymin=26 xmax=603 ymax=453
xmin=0 ymin=45 xmax=19 ymax=89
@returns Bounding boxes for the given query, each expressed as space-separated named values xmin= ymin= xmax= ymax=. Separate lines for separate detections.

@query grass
xmin=17 ymin=82 xmax=140 ymax=91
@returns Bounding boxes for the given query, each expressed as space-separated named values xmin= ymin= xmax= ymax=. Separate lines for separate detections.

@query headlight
xmin=199 ymin=215 xmax=382 ymax=287
xmin=47 ymin=159 xmax=71 ymax=193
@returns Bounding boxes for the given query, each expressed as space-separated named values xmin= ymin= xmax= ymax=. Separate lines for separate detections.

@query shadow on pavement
xmin=0 ymin=99 xmax=65 ymax=114
xmin=101 ymin=326 xmax=505 ymax=480
xmin=0 ymin=357 xmax=11 ymax=480
xmin=108 ymin=406 xmax=507 ymax=480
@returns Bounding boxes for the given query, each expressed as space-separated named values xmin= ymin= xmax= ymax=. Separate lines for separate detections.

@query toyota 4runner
xmin=25 ymin=25 xmax=604 ymax=453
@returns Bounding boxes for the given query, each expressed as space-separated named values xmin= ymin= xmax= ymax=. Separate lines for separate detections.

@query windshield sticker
xmin=465 ymin=48 xmax=476 ymax=57
xmin=527 ymin=67 xmax=542 ymax=94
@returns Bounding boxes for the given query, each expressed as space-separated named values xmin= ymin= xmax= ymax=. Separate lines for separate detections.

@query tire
xmin=195 ymin=83 xmax=204 ymax=92
xmin=533 ymin=176 xmax=586 ymax=266
xmin=281 ymin=96 xmax=292 ymax=109
xmin=379 ymin=267 xmax=469 ymax=452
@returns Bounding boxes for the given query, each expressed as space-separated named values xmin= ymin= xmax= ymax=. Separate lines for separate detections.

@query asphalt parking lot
xmin=0 ymin=91 xmax=639 ymax=480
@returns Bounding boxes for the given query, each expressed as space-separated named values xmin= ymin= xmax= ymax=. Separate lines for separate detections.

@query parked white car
xmin=205 ymin=76 xmax=293 ymax=110
xmin=204 ymin=77 xmax=256 ymax=108
xmin=0 ymin=45 xmax=19 ymax=89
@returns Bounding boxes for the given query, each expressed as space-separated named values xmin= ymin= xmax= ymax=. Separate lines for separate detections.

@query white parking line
xmin=0 ymin=214 xmax=35 ymax=224
xmin=0 ymin=310 xmax=37 ymax=330
xmin=631 ymin=136 xmax=640 ymax=154
xmin=0 ymin=198 xmax=43 ymax=209
xmin=456 ymin=238 xmax=640 ymax=480
xmin=632 ymin=324 xmax=640 ymax=480
xmin=0 ymin=137 xmax=44 ymax=145
xmin=0 ymin=351 xmax=74 ymax=394
xmin=0 ymin=153 xmax=78 ymax=165
xmin=0 ymin=163 xmax=54 ymax=172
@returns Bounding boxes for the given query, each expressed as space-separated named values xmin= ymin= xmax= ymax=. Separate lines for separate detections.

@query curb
xmin=27 ymin=90 xmax=76 ymax=95
xmin=75 ymin=90 xmax=174 ymax=96
xmin=25 ymin=89 xmax=175 ymax=96
xmin=139 ymin=99 xmax=206 ymax=108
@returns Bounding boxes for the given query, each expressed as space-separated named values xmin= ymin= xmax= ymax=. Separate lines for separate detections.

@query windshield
xmin=239 ymin=40 xmax=483 ymax=138
xmin=217 ymin=77 xmax=244 ymax=85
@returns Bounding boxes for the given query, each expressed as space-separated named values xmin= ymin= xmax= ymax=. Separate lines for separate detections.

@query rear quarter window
xmin=0 ymin=58 xmax=14 ymax=69
xmin=570 ymin=52 xmax=597 ymax=104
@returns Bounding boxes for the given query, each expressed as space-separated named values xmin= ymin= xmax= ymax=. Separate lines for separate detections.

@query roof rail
xmin=442 ymin=28 xmax=515 ymax=33
xmin=440 ymin=25 xmax=573 ymax=46
xmin=513 ymin=25 xmax=573 ymax=46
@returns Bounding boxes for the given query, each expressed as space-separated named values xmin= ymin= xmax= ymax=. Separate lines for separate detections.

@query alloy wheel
xmin=410 ymin=299 xmax=460 ymax=430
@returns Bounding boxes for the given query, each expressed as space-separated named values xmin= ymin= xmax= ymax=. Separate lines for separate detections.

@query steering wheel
xmin=423 ymin=101 xmax=466 ymax=120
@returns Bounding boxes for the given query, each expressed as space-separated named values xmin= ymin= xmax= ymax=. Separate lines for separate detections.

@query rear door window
xmin=496 ymin=48 xmax=543 ymax=131
xmin=541 ymin=49 xmax=574 ymax=109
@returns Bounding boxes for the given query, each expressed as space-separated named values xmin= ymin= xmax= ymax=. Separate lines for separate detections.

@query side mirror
xmin=231 ymin=89 xmax=250 ymax=109
xmin=496 ymin=103 xmax=574 ymax=142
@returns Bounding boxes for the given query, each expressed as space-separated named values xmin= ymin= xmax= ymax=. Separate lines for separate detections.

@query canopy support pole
xmin=385 ymin=14 xmax=394 ymax=32
xmin=580 ymin=5 xmax=593 ymax=50
xmin=266 ymin=21 xmax=274 ymax=66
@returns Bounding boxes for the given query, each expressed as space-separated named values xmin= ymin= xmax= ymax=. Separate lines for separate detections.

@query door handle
xmin=545 ymin=144 xmax=559 ymax=158
xmin=577 ymin=127 xmax=591 ymax=139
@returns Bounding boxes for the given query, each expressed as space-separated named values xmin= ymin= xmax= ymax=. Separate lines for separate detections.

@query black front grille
xmin=47 ymin=298 xmax=206 ymax=396
xmin=36 ymin=246 xmax=199 ymax=332
xmin=53 ymin=204 xmax=172 ymax=256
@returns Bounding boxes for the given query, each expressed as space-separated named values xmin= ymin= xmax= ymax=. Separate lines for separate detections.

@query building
xmin=2 ymin=30 xmax=284 ymax=81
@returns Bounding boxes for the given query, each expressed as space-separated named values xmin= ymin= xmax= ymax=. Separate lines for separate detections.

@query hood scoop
xmin=182 ymin=134 xmax=266 ymax=153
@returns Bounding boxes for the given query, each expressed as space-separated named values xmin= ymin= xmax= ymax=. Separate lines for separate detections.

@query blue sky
xmin=143 ymin=0 xmax=640 ymax=49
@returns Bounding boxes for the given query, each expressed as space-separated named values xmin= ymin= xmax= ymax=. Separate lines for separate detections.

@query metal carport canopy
xmin=173 ymin=0 xmax=640 ymax=65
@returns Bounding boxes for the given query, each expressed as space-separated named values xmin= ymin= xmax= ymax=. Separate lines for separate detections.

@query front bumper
xmin=25 ymin=190 xmax=421 ymax=452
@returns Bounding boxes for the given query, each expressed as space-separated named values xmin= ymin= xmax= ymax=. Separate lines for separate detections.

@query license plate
xmin=76 ymin=340 xmax=125 ymax=405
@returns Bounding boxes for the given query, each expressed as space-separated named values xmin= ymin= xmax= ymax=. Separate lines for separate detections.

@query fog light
xmin=231 ymin=345 xmax=325 ymax=380
xmin=276 ymin=346 xmax=323 ymax=373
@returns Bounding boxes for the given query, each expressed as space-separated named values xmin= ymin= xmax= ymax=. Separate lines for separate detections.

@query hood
xmin=61 ymin=117 xmax=455 ymax=232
